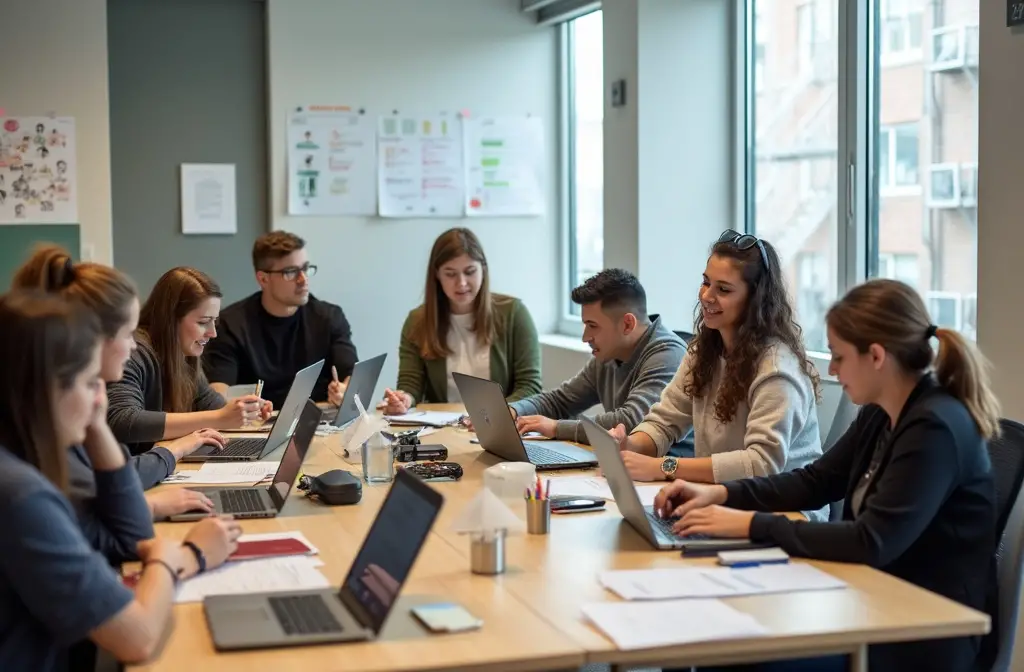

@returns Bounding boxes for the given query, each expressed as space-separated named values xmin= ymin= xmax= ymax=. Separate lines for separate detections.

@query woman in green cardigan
xmin=383 ymin=227 xmax=542 ymax=413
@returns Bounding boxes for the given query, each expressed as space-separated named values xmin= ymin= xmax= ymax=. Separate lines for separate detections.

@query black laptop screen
xmin=340 ymin=471 xmax=442 ymax=633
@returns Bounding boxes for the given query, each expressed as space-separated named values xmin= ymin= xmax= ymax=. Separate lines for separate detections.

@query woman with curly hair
xmin=612 ymin=230 xmax=824 ymax=517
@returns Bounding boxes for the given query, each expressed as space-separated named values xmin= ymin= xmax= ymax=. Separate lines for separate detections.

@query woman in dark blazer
xmin=655 ymin=279 xmax=1000 ymax=672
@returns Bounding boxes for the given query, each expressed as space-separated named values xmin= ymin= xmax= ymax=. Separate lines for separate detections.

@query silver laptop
xmin=184 ymin=359 xmax=324 ymax=462
xmin=580 ymin=416 xmax=756 ymax=552
xmin=169 ymin=401 xmax=321 ymax=522
xmin=326 ymin=353 xmax=387 ymax=428
xmin=203 ymin=469 xmax=443 ymax=651
xmin=453 ymin=372 xmax=597 ymax=471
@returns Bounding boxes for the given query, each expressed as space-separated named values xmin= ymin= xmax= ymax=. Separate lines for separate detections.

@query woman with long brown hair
xmin=655 ymin=279 xmax=999 ymax=672
xmin=0 ymin=290 xmax=240 ymax=668
xmin=382 ymin=227 xmax=541 ymax=413
xmin=106 ymin=267 xmax=269 ymax=455
xmin=613 ymin=232 xmax=824 ymax=516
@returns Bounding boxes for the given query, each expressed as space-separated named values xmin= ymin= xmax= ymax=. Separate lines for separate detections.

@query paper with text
xmin=176 ymin=556 xmax=329 ymax=603
xmin=162 ymin=461 xmax=278 ymax=485
xmin=582 ymin=599 xmax=767 ymax=650
xmin=600 ymin=563 xmax=847 ymax=601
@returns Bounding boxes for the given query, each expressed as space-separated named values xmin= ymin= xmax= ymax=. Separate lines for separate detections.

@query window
xmin=879 ymin=0 xmax=923 ymax=63
xmin=871 ymin=0 xmax=978 ymax=340
xmin=565 ymin=10 xmax=604 ymax=316
xmin=750 ymin=0 xmax=839 ymax=353
xmin=878 ymin=123 xmax=920 ymax=192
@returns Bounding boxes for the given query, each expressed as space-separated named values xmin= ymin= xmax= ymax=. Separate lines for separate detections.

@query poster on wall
xmin=377 ymin=113 xmax=464 ymax=218
xmin=180 ymin=163 xmax=236 ymax=235
xmin=463 ymin=116 xmax=545 ymax=217
xmin=288 ymin=106 xmax=376 ymax=216
xmin=0 ymin=116 xmax=77 ymax=224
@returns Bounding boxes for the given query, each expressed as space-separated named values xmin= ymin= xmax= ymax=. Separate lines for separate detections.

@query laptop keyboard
xmin=269 ymin=595 xmax=344 ymax=635
xmin=645 ymin=510 xmax=709 ymax=541
xmin=219 ymin=488 xmax=267 ymax=514
xmin=219 ymin=437 xmax=266 ymax=456
xmin=524 ymin=443 xmax=575 ymax=465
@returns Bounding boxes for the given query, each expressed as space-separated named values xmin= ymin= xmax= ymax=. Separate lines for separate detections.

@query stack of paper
xmin=162 ymin=461 xmax=278 ymax=485
xmin=385 ymin=410 xmax=463 ymax=427
xmin=548 ymin=475 xmax=662 ymax=506
xmin=600 ymin=564 xmax=848 ymax=600
xmin=176 ymin=555 xmax=329 ymax=603
xmin=582 ymin=599 xmax=767 ymax=650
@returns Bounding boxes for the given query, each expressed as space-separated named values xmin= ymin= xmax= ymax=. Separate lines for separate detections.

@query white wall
xmin=267 ymin=0 xmax=560 ymax=391
xmin=0 ymin=0 xmax=113 ymax=263
xmin=977 ymin=12 xmax=1024 ymax=422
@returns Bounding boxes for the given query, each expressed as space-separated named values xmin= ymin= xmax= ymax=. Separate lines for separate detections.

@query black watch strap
xmin=182 ymin=540 xmax=206 ymax=574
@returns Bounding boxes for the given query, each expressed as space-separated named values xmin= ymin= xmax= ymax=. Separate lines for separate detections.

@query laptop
xmin=184 ymin=359 xmax=325 ymax=462
xmin=321 ymin=353 xmax=388 ymax=428
xmin=169 ymin=400 xmax=322 ymax=522
xmin=580 ymin=415 xmax=757 ymax=552
xmin=203 ymin=468 xmax=443 ymax=651
xmin=453 ymin=372 xmax=597 ymax=471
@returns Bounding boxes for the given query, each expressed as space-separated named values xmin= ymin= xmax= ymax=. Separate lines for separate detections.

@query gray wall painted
xmin=108 ymin=0 xmax=267 ymax=301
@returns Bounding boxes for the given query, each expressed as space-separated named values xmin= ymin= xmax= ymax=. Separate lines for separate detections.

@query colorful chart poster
xmin=0 ymin=116 xmax=77 ymax=224
xmin=288 ymin=106 xmax=376 ymax=216
xmin=464 ymin=116 xmax=545 ymax=217
xmin=377 ymin=114 xmax=463 ymax=218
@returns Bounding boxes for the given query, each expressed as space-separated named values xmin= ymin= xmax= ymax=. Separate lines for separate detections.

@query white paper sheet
xmin=162 ymin=461 xmax=278 ymax=485
xmin=175 ymin=556 xmax=329 ymax=603
xmin=385 ymin=410 xmax=463 ymax=427
xmin=180 ymin=163 xmax=236 ymax=234
xmin=600 ymin=564 xmax=848 ymax=601
xmin=377 ymin=113 xmax=463 ymax=217
xmin=463 ymin=116 xmax=545 ymax=217
xmin=288 ymin=106 xmax=376 ymax=216
xmin=0 ymin=116 xmax=77 ymax=224
xmin=582 ymin=599 xmax=767 ymax=650
xmin=548 ymin=475 xmax=661 ymax=507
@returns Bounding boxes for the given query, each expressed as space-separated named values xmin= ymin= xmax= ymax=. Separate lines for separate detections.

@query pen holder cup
xmin=525 ymin=498 xmax=551 ymax=535
xmin=469 ymin=530 xmax=506 ymax=575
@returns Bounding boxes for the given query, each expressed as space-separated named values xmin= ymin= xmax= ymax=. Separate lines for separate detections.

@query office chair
xmin=988 ymin=418 xmax=1024 ymax=672
xmin=821 ymin=388 xmax=860 ymax=522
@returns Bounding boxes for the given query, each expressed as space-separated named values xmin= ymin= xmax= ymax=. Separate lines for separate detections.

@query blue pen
xmin=724 ymin=558 xmax=789 ymax=568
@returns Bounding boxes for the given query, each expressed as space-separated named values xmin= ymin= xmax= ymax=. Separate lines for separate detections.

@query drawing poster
xmin=377 ymin=113 xmax=464 ymax=218
xmin=464 ymin=116 xmax=545 ymax=217
xmin=0 ymin=116 xmax=77 ymax=224
xmin=287 ymin=106 xmax=376 ymax=216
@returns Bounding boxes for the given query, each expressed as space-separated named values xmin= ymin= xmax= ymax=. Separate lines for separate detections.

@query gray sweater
xmin=106 ymin=339 xmax=225 ymax=455
xmin=632 ymin=341 xmax=826 ymax=521
xmin=510 ymin=316 xmax=685 ymax=444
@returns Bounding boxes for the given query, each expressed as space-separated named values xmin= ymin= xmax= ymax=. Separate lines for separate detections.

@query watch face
xmin=662 ymin=457 xmax=678 ymax=475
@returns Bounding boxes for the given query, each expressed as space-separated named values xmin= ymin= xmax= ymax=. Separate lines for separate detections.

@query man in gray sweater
xmin=510 ymin=269 xmax=688 ymax=448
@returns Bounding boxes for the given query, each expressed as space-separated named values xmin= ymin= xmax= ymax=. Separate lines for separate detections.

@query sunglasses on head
xmin=717 ymin=229 xmax=771 ymax=276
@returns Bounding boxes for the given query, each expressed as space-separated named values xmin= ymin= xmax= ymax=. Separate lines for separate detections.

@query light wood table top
xmin=133 ymin=404 xmax=990 ymax=671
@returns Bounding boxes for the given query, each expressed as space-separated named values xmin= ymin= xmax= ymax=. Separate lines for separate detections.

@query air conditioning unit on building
xmin=930 ymin=25 xmax=979 ymax=72
xmin=960 ymin=163 xmax=977 ymax=208
xmin=926 ymin=291 xmax=964 ymax=331
xmin=927 ymin=164 xmax=961 ymax=209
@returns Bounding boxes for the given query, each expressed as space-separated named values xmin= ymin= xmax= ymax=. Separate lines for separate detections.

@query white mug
xmin=483 ymin=462 xmax=537 ymax=501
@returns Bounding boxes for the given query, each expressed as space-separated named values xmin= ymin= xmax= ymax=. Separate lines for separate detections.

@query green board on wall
xmin=0 ymin=224 xmax=80 ymax=289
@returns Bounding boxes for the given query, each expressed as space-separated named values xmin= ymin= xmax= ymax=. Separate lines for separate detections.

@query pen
xmin=544 ymin=478 xmax=550 ymax=500
xmin=254 ymin=379 xmax=264 ymax=398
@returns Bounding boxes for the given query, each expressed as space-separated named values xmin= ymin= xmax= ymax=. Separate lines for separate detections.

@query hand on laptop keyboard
xmin=147 ymin=487 xmax=215 ymax=518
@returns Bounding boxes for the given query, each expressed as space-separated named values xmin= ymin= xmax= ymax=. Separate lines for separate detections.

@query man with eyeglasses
xmin=204 ymin=231 xmax=358 ymax=409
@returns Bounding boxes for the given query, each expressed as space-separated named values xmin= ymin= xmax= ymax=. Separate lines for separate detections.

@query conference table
xmin=130 ymin=405 xmax=990 ymax=672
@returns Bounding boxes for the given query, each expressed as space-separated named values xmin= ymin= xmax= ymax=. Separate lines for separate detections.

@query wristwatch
xmin=660 ymin=456 xmax=679 ymax=480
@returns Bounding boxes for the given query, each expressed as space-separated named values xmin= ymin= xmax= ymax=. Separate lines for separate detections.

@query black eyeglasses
xmin=717 ymin=229 xmax=771 ymax=275
xmin=260 ymin=263 xmax=318 ymax=281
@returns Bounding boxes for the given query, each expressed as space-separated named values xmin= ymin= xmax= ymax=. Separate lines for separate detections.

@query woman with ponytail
xmin=653 ymin=279 xmax=999 ymax=672
xmin=13 ymin=247 xmax=229 ymax=547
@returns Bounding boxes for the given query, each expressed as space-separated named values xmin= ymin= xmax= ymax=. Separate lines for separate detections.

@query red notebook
xmin=231 ymin=536 xmax=314 ymax=560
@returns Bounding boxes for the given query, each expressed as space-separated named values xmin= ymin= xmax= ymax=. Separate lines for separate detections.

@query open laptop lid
xmin=333 ymin=354 xmax=387 ymax=428
xmin=268 ymin=399 xmax=322 ymax=510
xmin=580 ymin=416 xmax=660 ymax=546
xmin=337 ymin=469 xmax=443 ymax=635
xmin=452 ymin=372 xmax=530 ymax=462
xmin=260 ymin=359 xmax=325 ymax=456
